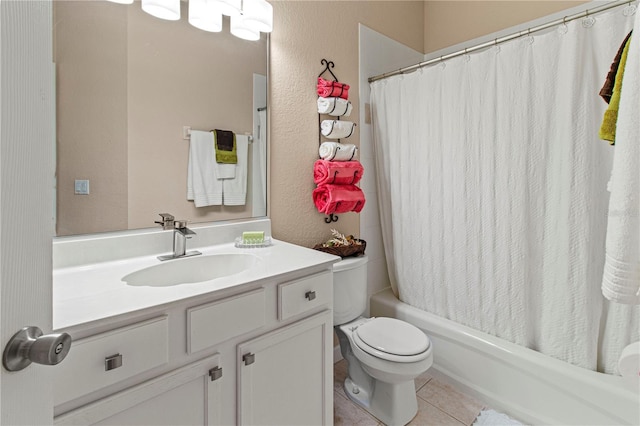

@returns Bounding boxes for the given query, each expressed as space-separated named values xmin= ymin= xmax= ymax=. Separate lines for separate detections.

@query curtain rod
xmin=368 ymin=0 xmax=634 ymax=83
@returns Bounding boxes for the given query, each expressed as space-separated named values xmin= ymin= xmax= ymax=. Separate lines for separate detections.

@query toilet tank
xmin=333 ymin=255 xmax=368 ymax=325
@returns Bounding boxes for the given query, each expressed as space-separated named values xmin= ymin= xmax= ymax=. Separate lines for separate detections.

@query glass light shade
xmin=141 ymin=0 xmax=180 ymax=21
xmin=212 ymin=0 xmax=241 ymax=17
xmin=230 ymin=14 xmax=260 ymax=41
xmin=106 ymin=0 xmax=134 ymax=4
xmin=189 ymin=0 xmax=223 ymax=32
xmin=241 ymin=0 xmax=272 ymax=33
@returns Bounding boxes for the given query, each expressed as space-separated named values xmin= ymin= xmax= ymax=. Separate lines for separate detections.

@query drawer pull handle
xmin=105 ymin=353 xmax=123 ymax=371
xmin=305 ymin=291 xmax=316 ymax=301
xmin=209 ymin=366 xmax=223 ymax=381
xmin=243 ymin=353 xmax=255 ymax=366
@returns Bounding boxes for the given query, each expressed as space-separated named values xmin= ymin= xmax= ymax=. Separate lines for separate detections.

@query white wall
xmin=358 ymin=25 xmax=423 ymax=312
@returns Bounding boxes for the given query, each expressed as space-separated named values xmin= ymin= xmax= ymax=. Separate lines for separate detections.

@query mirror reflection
xmin=54 ymin=0 xmax=268 ymax=236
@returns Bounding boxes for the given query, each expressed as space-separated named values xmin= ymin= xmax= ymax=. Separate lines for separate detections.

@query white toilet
xmin=333 ymin=255 xmax=433 ymax=426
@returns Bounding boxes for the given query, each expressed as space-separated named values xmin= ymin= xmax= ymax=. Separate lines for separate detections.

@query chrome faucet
xmin=158 ymin=220 xmax=202 ymax=261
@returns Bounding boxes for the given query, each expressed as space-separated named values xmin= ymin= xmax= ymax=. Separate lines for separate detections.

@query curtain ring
xmin=558 ymin=16 xmax=569 ymax=34
xmin=439 ymin=56 xmax=446 ymax=69
xmin=582 ymin=10 xmax=596 ymax=28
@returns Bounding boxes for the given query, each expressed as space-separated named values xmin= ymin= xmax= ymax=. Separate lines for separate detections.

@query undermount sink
xmin=122 ymin=253 xmax=260 ymax=287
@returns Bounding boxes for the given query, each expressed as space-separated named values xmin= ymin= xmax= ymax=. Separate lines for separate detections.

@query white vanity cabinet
xmin=53 ymin=268 xmax=334 ymax=426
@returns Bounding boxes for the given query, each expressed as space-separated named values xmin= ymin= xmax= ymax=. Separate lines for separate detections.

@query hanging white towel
xmin=318 ymin=141 xmax=358 ymax=161
xmin=187 ymin=130 xmax=222 ymax=207
xmin=602 ymin=11 xmax=640 ymax=304
xmin=217 ymin=163 xmax=236 ymax=179
xmin=317 ymin=97 xmax=353 ymax=116
xmin=223 ymin=134 xmax=249 ymax=206
xmin=321 ymin=120 xmax=356 ymax=139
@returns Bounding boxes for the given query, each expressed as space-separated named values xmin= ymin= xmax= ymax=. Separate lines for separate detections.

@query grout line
xmin=421 ymin=400 xmax=467 ymax=426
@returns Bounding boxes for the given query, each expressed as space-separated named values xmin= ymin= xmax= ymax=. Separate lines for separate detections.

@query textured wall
xmin=269 ymin=1 xmax=424 ymax=247
xmin=424 ymin=1 xmax=587 ymax=53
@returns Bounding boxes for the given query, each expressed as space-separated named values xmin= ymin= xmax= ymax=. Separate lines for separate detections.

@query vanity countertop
xmin=53 ymin=239 xmax=339 ymax=331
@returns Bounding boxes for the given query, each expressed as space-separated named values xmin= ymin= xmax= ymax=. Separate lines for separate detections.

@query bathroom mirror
xmin=54 ymin=0 xmax=268 ymax=236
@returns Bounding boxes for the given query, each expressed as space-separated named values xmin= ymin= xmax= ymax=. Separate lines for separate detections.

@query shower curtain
xmin=370 ymin=7 xmax=639 ymax=374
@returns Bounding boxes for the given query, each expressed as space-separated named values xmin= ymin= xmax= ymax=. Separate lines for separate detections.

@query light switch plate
xmin=74 ymin=179 xmax=89 ymax=195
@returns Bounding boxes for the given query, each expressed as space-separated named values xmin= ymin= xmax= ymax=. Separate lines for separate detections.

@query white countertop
xmin=53 ymin=239 xmax=339 ymax=331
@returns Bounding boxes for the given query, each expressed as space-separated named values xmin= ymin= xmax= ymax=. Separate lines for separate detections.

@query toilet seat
xmin=352 ymin=317 xmax=430 ymax=363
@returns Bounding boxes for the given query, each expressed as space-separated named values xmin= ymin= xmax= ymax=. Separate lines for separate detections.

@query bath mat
xmin=473 ymin=409 xmax=523 ymax=425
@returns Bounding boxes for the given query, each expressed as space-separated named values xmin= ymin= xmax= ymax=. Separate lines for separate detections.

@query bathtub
xmin=370 ymin=288 xmax=639 ymax=425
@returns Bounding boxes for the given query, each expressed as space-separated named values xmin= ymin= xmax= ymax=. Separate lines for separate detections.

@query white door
xmin=1 ymin=0 xmax=56 ymax=424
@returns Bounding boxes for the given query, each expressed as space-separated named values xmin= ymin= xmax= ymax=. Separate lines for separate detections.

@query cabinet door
xmin=238 ymin=310 xmax=333 ymax=426
xmin=55 ymin=354 xmax=223 ymax=426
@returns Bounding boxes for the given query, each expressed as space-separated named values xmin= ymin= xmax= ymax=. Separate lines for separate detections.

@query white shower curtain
xmin=370 ymin=7 xmax=639 ymax=373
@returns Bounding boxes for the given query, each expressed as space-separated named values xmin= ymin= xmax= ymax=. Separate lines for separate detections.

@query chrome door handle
xmin=243 ymin=353 xmax=255 ymax=366
xmin=3 ymin=326 xmax=72 ymax=372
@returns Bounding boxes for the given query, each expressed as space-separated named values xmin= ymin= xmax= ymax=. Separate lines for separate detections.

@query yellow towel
xmin=599 ymin=36 xmax=632 ymax=145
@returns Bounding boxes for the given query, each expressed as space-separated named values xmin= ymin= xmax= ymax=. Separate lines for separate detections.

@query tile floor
xmin=333 ymin=359 xmax=486 ymax=426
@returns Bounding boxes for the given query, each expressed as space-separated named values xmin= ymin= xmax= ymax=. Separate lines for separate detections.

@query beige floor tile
xmin=417 ymin=379 xmax=484 ymax=425
xmin=408 ymin=398 xmax=466 ymax=426
xmin=334 ymin=391 xmax=381 ymax=426
xmin=414 ymin=369 xmax=434 ymax=392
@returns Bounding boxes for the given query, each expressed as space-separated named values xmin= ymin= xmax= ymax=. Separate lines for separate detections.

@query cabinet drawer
xmin=278 ymin=271 xmax=332 ymax=321
xmin=188 ymin=288 xmax=265 ymax=354
xmin=54 ymin=316 xmax=169 ymax=406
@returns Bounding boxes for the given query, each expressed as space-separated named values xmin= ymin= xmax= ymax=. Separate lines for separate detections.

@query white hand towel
xmin=317 ymin=97 xmax=353 ymax=117
xmin=187 ymin=130 xmax=222 ymax=207
xmin=217 ymin=163 xmax=236 ymax=179
xmin=223 ymin=134 xmax=249 ymax=206
xmin=318 ymin=142 xmax=358 ymax=161
xmin=602 ymin=12 xmax=640 ymax=304
xmin=320 ymin=120 xmax=356 ymax=139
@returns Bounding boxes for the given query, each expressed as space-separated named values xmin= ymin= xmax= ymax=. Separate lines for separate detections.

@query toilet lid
xmin=354 ymin=317 xmax=430 ymax=357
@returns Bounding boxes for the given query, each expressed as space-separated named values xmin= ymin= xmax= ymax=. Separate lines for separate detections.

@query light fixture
xmin=107 ymin=0 xmax=273 ymax=41
xmin=212 ymin=0 xmax=242 ymax=17
xmin=241 ymin=0 xmax=272 ymax=33
xmin=189 ymin=0 xmax=223 ymax=32
xmin=141 ymin=0 xmax=181 ymax=21
xmin=230 ymin=13 xmax=260 ymax=41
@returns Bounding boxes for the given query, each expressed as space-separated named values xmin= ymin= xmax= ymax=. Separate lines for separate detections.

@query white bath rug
xmin=473 ymin=409 xmax=523 ymax=425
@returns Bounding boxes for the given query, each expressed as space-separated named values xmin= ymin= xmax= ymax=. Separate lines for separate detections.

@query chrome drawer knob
xmin=305 ymin=291 xmax=316 ymax=301
xmin=3 ymin=326 xmax=72 ymax=372
xmin=105 ymin=353 xmax=123 ymax=371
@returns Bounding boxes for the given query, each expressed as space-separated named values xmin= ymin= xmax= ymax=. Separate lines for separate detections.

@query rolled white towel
xmin=321 ymin=120 xmax=356 ymax=139
xmin=318 ymin=142 xmax=358 ymax=161
xmin=317 ymin=97 xmax=353 ymax=117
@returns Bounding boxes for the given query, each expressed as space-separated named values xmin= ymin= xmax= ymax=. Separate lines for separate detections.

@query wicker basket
xmin=313 ymin=239 xmax=366 ymax=258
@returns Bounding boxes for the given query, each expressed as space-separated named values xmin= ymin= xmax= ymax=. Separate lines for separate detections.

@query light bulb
xmin=241 ymin=0 xmax=272 ymax=33
xmin=189 ymin=0 xmax=223 ymax=32
xmin=230 ymin=14 xmax=260 ymax=41
xmin=212 ymin=0 xmax=241 ymax=17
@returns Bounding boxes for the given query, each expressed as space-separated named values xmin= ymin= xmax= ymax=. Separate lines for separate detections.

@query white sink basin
xmin=122 ymin=254 xmax=260 ymax=287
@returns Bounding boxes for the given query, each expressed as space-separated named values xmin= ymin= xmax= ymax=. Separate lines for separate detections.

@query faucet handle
xmin=155 ymin=213 xmax=175 ymax=229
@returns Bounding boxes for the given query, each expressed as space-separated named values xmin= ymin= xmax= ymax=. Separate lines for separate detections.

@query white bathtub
xmin=370 ymin=288 xmax=639 ymax=425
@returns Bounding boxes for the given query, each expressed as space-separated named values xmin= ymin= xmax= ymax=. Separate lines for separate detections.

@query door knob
xmin=3 ymin=326 xmax=72 ymax=372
